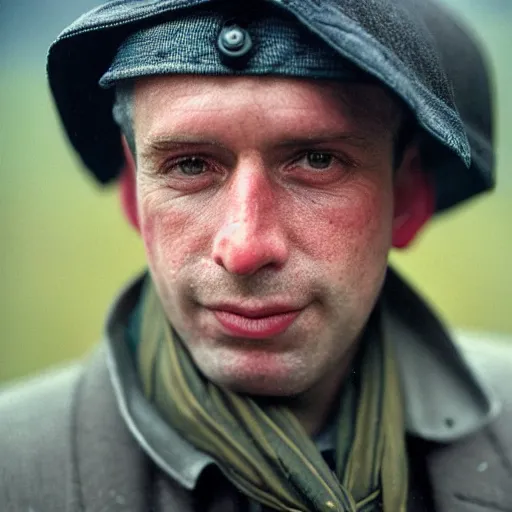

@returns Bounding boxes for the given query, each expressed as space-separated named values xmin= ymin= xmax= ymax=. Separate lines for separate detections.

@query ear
xmin=392 ymin=144 xmax=435 ymax=249
xmin=118 ymin=135 xmax=140 ymax=232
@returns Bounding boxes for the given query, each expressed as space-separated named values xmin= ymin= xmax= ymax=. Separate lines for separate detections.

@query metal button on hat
xmin=217 ymin=23 xmax=253 ymax=63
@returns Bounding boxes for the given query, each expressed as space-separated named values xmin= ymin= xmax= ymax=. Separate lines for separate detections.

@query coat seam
xmin=69 ymin=368 xmax=87 ymax=512
xmin=454 ymin=493 xmax=512 ymax=512
xmin=486 ymin=428 xmax=512 ymax=479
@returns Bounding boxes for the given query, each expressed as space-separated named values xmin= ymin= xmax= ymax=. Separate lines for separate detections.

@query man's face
xmin=132 ymin=75 xmax=400 ymax=397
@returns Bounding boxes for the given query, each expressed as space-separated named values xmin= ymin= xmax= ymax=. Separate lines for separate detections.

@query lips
xmin=209 ymin=304 xmax=302 ymax=339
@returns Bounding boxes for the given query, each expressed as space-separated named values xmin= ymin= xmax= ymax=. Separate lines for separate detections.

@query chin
xmin=216 ymin=375 xmax=306 ymax=398
xmin=191 ymin=345 xmax=313 ymax=397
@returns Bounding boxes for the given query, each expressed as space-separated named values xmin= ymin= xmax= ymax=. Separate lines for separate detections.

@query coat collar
xmin=91 ymin=269 xmax=509 ymax=511
xmin=71 ymin=342 xmax=512 ymax=512
xmin=383 ymin=268 xmax=500 ymax=442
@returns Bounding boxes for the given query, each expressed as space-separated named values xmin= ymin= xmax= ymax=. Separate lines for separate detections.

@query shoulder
xmin=0 ymin=361 xmax=83 ymax=413
xmin=454 ymin=329 xmax=512 ymax=454
xmin=0 ymin=362 xmax=83 ymax=511
xmin=427 ymin=331 xmax=512 ymax=509
xmin=453 ymin=329 xmax=512 ymax=405
xmin=454 ymin=330 xmax=512 ymax=452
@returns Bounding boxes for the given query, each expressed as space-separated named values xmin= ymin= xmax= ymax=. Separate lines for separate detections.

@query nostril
xmin=213 ymin=253 xmax=224 ymax=268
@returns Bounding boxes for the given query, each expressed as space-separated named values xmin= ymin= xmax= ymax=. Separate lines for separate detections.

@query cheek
xmin=287 ymin=180 xmax=393 ymax=266
xmin=138 ymin=190 xmax=212 ymax=272
xmin=138 ymin=175 xmax=393 ymax=277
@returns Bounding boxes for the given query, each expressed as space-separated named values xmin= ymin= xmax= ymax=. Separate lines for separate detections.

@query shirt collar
xmin=104 ymin=268 xmax=500 ymax=490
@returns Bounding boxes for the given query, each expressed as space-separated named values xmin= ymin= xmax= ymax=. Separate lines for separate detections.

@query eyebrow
xmin=139 ymin=136 xmax=225 ymax=160
xmin=139 ymin=131 xmax=370 ymax=161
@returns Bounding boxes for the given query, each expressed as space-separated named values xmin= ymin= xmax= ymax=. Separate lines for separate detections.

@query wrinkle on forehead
xmin=133 ymin=75 xmax=402 ymax=136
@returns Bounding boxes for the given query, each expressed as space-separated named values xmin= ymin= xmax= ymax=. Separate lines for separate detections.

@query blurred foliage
xmin=0 ymin=8 xmax=511 ymax=384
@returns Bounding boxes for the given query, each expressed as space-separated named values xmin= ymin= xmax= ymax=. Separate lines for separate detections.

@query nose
xmin=211 ymin=163 xmax=289 ymax=275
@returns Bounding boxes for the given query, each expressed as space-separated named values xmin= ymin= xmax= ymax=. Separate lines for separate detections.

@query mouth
xmin=207 ymin=304 xmax=303 ymax=339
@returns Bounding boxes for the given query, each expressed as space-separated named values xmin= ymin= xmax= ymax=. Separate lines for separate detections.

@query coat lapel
xmin=73 ymin=346 xmax=152 ymax=512
xmin=75 ymin=344 xmax=512 ymax=512
xmin=427 ymin=429 xmax=512 ymax=512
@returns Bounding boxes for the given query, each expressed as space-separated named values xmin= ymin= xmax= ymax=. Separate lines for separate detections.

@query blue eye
xmin=306 ymin=152 xmax=333 ymax=169
xmin=177 ymin=157 xmax=206 ymax=176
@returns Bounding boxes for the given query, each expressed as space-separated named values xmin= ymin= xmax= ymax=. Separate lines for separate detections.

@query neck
xmin=267 ymin=341 xmax=361 ymax=437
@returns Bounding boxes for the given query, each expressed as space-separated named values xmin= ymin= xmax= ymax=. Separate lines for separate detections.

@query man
xmin=1 ymin=0 xmax=511 ymax=511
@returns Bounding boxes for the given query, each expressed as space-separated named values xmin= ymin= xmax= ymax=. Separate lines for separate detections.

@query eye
xmin=175 ymin=157 xmax=207 ymax=176
xmin=305 ymin=151 xmax=334 ymax=170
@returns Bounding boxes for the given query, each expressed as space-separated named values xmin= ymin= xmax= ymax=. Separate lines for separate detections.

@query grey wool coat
xmin=1 ymin=271 xmax=512 ymax=512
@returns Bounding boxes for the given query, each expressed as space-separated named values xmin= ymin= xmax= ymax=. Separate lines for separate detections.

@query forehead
xmin=132 ymin=75 xmax=401 ymax=135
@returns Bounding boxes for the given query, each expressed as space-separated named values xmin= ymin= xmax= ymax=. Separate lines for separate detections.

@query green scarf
xmin=136 ymin=280 xmax=408 ymax=511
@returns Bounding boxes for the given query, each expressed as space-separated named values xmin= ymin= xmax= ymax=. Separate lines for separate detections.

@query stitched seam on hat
xmin=56 ymin=0 xmax=207 ymax=38
xmin=100 ymin=66 xmax=361 ymax=87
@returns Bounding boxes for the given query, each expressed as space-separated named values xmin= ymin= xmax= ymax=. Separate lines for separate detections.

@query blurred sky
xmin=0 ymin=0 xmax=511 ymax=383
xmin=0 ymin=1 xmax=101 ymax=67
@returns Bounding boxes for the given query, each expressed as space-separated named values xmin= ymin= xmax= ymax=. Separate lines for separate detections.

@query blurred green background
xmin=0 ymin=1 xmax=511 ymax=385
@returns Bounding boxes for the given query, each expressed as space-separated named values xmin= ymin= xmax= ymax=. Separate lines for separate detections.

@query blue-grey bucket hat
xmin=47 ymin=0 xmax=495 ymax=213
